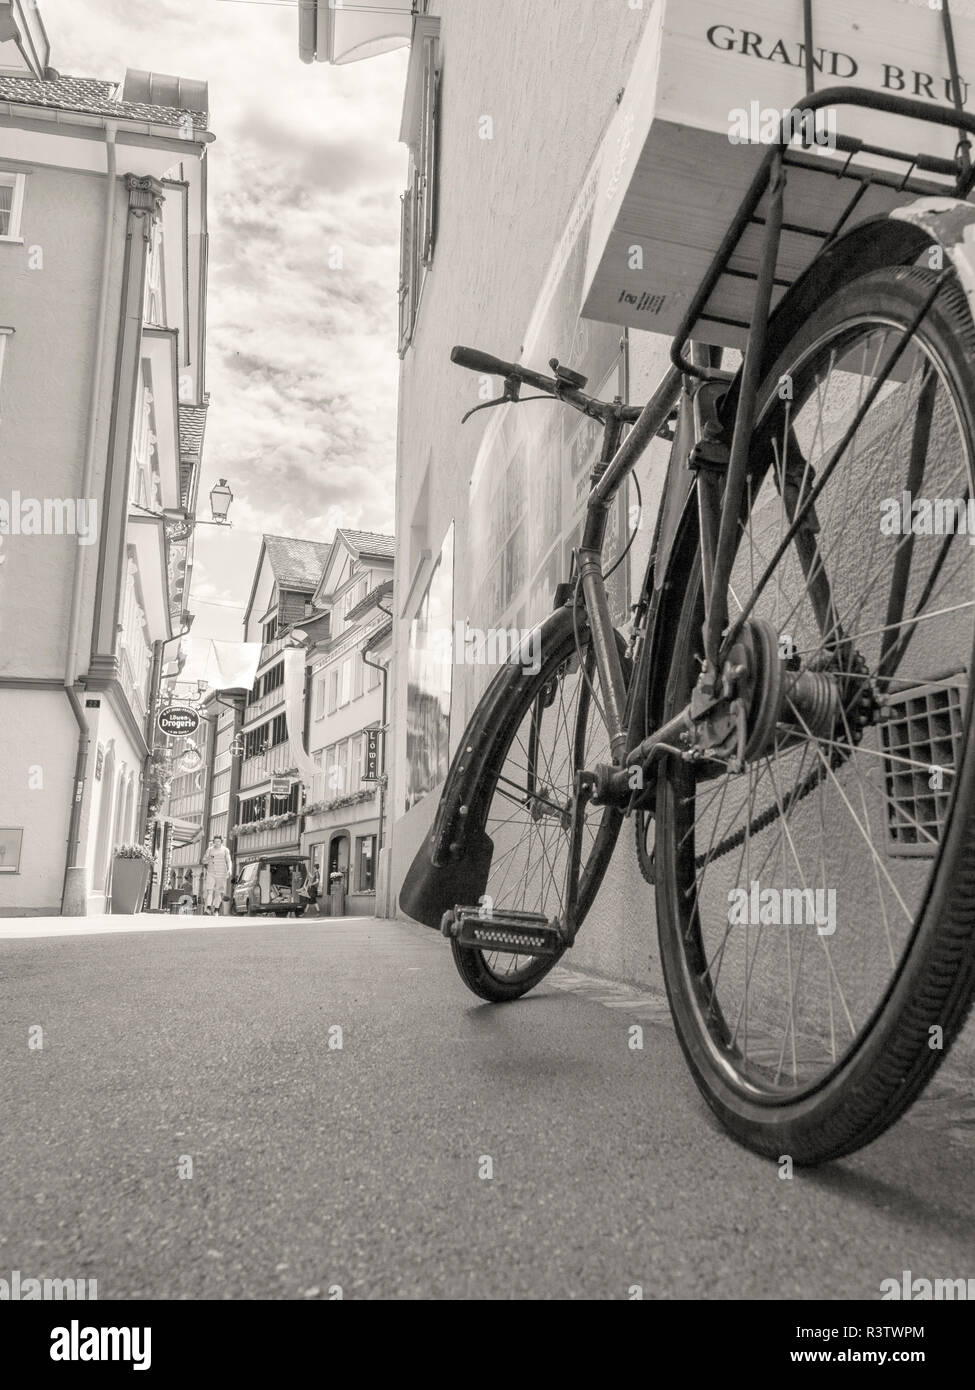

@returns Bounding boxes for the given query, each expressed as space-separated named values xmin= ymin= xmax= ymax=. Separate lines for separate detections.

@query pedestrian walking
xmin=202 ymin=836 xmax=232 ymax=916
xmin=299 ymin=864 xmax=321 ymax=916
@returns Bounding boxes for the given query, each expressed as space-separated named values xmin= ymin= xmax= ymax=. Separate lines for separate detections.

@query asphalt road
xmin=1 ymin=915 xmax=973 ymax=1300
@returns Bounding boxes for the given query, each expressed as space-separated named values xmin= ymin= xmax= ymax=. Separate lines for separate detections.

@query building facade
xmin=235 ymin=534 xmax=332 ymax=871
xmin=0 ymin=3 xmax=212 ymax=914
xmin=302 ymin=529 xmax=393 ymax=916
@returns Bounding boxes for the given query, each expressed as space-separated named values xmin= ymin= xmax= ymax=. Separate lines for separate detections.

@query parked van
xmin=231 ymin=855 xmax=310 ymax=918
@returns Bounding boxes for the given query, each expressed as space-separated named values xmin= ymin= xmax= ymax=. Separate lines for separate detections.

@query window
xmin=327 ymin=667 xmax=339 ymax=714
xmin=353 ymin=652 xmax=364 ymax=700
xmin=398 ymin=21 xmax=440 ymax=354
xmin=340 ymin=659 xmax=352 ymax=706
xmin=0 ymin=173 xmax=26 ymax=241
xmin=262 ymin=616 xmax=278 ymax=646
xmin=263 ymin=661 xmax=284 ymax=696
xmin=145 ymin=223 xmax=165 ymax=326
xmin=244 ymin=726 xmax=268 ymax=760
xmin=239 ymin=794 xmax=267 ymax=825
xmin=270 ymin=713 xmax=287 ymax=747
xmin=347 ymin=736 xmax=361 ymax=795
xmin=312 ymin=750 xmax=325 ymax=803
xmin=344 ymin=578 xmax=368 ymax=617
xmin=337 ymin=738 xmax=349 ymax=791
xmin=367 ymin=657 xmax=383 ymax=692
xmin=323 ymin=743 xmax=338 ymax=796
xmin=356 ymin=835 xmax=377 ymax=893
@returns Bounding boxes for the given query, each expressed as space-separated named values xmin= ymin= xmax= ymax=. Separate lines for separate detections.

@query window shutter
xmin=420 ymin=40 xmax=439 ymax=267
xmin=398 ymin=184 xmax=417 ymax=354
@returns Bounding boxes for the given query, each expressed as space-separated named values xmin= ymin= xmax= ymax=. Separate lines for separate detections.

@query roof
xmin=263 ymin=535 xmax=332 ymax=592
xmin=177 ymin=403 xmax=208 ymax=510
xmin=178 ymin=404 xmax=208 ymax=461
xmin=0 ymin=74 xmax=209 ymax=131
xmin=345 ymin=579 xmax=394 ymax=623
xmin=363 ymin=619 xmax=393 ymax=655
xmin=336 ymin=528 xmax=395 ymax=561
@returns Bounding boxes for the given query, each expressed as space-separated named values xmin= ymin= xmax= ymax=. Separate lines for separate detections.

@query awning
xmin=298 ymin=0 xmax=412 ymax=66
xmin=168 ymin=817 xmax=203 ymax=848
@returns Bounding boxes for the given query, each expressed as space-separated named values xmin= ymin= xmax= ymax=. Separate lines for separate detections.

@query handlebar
xmin=451 ymin=344 xmax=557 ymax=395
xmin=450 ymin=345 xmax=518 ymax=377
xmin=450 ymin=344 xmax=645 ymax=424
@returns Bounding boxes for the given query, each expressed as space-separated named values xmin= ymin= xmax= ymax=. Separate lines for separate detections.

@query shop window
xmin=356 ymin=835 xmax=376 ymax=892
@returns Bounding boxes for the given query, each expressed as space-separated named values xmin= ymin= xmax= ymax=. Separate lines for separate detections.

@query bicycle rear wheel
xmin=450 ymin=624 xmax=625 ymax=1002
xmin=654 ymin=266 xmax=975 ymax=1162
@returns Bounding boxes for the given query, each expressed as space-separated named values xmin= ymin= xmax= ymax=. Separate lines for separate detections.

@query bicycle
xmin=401 ymin=73 xmax=975 ymax=1163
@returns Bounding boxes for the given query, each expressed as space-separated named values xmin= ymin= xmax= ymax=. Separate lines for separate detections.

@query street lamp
xmin=208 ymin=479 xmax=233 ymax=525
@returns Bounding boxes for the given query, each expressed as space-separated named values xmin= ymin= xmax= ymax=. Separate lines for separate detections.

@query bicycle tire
xmin=654 ymin=266 xmax=975 ymax=1163
xmin=450 ymin=625 xmax=627 ymax=1002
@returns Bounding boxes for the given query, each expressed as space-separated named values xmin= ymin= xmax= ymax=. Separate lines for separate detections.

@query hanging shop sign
xmin=363 ymin=728 xmax=381 ymax=781
xmin=157 ymin=705 xmax=200 ymax=737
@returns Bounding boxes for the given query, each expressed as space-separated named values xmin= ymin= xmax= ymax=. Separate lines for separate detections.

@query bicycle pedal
xmin=446 ymin=906 xmax=564 ymax=957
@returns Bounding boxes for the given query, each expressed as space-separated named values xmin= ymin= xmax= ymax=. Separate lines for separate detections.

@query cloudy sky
xmin=42 ymin=0 xmax=408 ymax=640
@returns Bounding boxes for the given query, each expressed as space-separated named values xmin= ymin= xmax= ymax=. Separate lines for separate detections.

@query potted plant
xmin=111 ymin=844 xmax=153 ymax=914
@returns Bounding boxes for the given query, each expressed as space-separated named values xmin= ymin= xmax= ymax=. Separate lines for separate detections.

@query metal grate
xmin=880 ymin=677 xmax=966 ymax=858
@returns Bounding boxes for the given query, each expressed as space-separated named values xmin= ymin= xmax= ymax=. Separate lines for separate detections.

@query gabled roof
xmin=0 ymin=74 xmax=210 ymax=130
xmin=263 ymin=534 xmax=332 ymax=592
xmin=336 ymin=528 xmax=395 ymax=561
xmin=243 ymin=534 xmax=332 ymax=634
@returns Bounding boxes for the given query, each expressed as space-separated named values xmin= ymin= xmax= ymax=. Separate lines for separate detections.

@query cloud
xmin=40 ymin=0 xmax=406 ymax=638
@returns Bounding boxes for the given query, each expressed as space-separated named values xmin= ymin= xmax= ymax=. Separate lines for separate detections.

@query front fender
xmin=399 ymin=603 xmax=590 ymax=928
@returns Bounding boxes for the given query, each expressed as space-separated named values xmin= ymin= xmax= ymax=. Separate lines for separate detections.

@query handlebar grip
xmin=450 ymin=345 xmax=517 ymax=377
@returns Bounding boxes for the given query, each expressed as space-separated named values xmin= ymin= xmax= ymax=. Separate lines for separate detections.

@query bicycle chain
xmin=635 ymin=747 xmax=848 ymax=883
xmin=692 ymin=747 xmax=846 ymax=871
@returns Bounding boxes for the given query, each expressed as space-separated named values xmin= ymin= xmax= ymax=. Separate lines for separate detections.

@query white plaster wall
xmin=390 ymin=0 xmax=671 ymax=985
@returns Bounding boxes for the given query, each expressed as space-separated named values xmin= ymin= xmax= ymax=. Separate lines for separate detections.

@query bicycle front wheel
xmin=655 ymin=266 xmax=975 ymax=1163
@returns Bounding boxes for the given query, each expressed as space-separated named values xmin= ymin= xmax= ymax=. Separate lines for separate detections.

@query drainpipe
xmin=139 ymin=622 xmax=194 ymax=908
xmin=214 ymin=692 xmax=245 ymax=879
xmin=61 ymin=124 xmax=118 ymax=917
xmin=361 ymin=621 xmax=390 ymax=856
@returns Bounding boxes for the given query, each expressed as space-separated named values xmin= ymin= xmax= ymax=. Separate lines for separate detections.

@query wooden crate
xmin=582 ymin=0 xmax=975 ymax=348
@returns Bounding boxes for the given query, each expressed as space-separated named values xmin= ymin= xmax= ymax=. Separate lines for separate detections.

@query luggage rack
xmin=671 ymin=86 xmax=975 ymax=381
xmin=672 ymin=2 xmax=975 ymax=379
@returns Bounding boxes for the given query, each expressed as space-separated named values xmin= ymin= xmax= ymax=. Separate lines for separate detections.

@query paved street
xmin=1 ymin=915 xmax=974 ymax=1301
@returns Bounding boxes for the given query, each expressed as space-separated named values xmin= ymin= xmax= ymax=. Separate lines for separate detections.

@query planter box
xmin=111 ymin=858 xmax=151 ymax=914
xmin=582 ymin=0 xmax=975 ymax=348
